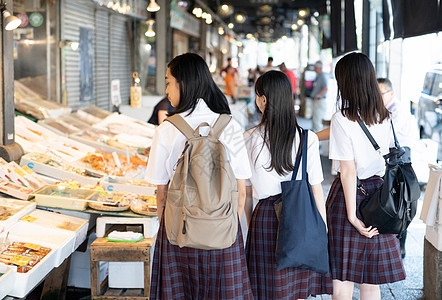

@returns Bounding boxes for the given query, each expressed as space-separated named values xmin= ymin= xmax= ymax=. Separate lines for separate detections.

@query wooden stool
xmin=90 ymin=237 xmax=154 ymax=299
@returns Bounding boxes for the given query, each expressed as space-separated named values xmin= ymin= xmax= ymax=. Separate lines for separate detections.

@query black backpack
xmin=357 ymin=121 xmax=420 ymax=238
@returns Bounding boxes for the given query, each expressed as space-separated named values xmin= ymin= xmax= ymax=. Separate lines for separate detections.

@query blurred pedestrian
xmin=327 ymin=52 xmax=405 ymax=300
xmin=225 ymin=65 xmax=238 ymax=104
xmin=377 ymin=77 xmax=419 ymax=259
xmin=220 ymin=57 xmax=238 ymax=77
xmin=279 ymin=62 xmax=297 ymax=100
xmin=147 ymin=96 xmax=174 ymax=125
xmin=262 ymin=57 xmax=276 ymax=73
xmin=310 ymin=61 xmax=328 ymax=132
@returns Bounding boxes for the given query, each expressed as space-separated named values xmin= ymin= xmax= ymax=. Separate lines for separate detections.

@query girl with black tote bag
xmin=327 ymin=52 xmax=406 ymax=299
xmin=244 ymin=70 xmax=332 ymax=299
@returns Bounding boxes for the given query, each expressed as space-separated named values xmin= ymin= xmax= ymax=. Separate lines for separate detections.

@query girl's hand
xmin=348 ymin=216 xmax=379 ymax=238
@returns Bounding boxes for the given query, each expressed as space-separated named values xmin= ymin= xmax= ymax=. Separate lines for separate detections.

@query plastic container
xmin=31 ymin=185 xmax=98 ymax=211
xmin=0 ymin=264 xmax=16 ymax=299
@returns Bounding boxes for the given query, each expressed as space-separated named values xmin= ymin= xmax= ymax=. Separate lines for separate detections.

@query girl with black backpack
xmin=326 ymin=52 xmax=405 ymax=299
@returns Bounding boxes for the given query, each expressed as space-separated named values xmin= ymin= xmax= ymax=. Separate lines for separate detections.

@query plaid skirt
xmin=150 ymin=215 xmax=253 ymax=300
xmin=246 ymin=195 xmax=333 ymax=300
xmin=326 ymin=176 xmax=406 ymax=284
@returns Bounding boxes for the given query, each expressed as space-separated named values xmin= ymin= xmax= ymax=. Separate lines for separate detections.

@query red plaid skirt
xmin=326 ymin=176 xmax=406 ymax=284
xmin=150 ymin=216 xmax=253 ymax=300
xmin=246 ymin=195 xmax=333 ymax=299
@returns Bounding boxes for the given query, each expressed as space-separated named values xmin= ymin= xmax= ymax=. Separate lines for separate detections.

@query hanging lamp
xmin=1 ymin=3 xmax=20 ymax=30
xmin=145 ymin=20 xmax=156 ymax=37
xmin=147 ymin=0 xmax=160 ymax=12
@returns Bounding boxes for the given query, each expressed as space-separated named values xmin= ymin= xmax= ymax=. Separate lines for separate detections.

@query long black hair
xmin=254 ymin=70 xmax=302 ymax=176
xmin=167 ymin=53 xmax=231 ymax=115
xmin=335 ymin=52 xmax=390 ymax=125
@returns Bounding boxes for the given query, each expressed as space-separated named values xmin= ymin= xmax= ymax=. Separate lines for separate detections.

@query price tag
xmin=24 ymin=243 xmax=41 ymax=251
xmin=112 ymin=152 xmax=122 ymax=169
xmin=14 ymin=168 xmax=26 ymax=177
xmin=21 ymin=215 xmax=38 ymax=223
xmin=22 ymin=165 xmax=34 ymax=174
xmin=11 ymin=255 xmax=31 ymax=266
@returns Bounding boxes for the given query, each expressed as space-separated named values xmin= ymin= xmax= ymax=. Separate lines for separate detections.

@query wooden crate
xmin=90 ymin=237 xmax=154 ymax=299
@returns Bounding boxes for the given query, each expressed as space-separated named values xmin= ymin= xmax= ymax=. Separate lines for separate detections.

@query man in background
xmin=279 ymin=63 xmax=297 ymax=99
xmin=310 ymin=61 xmax=328 ymax=132
xmin=378 ymin=77 xmax=419 ymax=259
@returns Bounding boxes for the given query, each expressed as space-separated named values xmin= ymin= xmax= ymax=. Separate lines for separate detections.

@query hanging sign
xmin=29 ymin=12 xmax=43 ymax=27
xmin=17 ymin=14 xmax=28 ymax=27
xmin=111 ymin=79 xmax=122 ymax=107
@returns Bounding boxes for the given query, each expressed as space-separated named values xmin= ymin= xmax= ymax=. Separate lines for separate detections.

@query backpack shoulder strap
xmin=165 ymin=114 xmax=195 ymax=139
xmin=211 ymin=114 xmax=232 ymax=139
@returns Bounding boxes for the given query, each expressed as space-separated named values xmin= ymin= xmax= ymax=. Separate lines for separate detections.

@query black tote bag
xmin=275 ymin=129 xmax=329 ymax=274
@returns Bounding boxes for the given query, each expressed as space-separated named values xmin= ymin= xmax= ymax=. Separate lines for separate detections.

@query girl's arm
xmin=339 ymin=160 xmax=378 ymax=238
xmin=156 ymin=184 xmax=168 ymax=223
xmin=245 ymin=185 xmax=254 ymax=226
xmin=237 ymin=179 xmax=246 ymax=220
xmin=311 ymin=183 xmax=327 ymax=232
xmin=316 ymin=127 xmax=330 ymax=141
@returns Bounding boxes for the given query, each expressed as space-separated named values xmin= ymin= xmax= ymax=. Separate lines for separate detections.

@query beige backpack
xmin=164 ymin=114 xmax=238 ymax=250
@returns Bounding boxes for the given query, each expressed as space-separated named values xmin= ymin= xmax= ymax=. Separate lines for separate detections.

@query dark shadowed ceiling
xmin=206 ymin=0 xmax=327 ymax=42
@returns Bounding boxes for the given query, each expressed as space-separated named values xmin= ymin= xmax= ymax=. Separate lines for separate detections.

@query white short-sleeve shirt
xmin=386 ymin=98 xmax=419 ymax=148
xmin=329 ymin=111 xmax=391 ymax=179
xmin=145 ymin=99 xmax=251 ymax=185
xmin=244 ymin=127 xmax=323 ymax=200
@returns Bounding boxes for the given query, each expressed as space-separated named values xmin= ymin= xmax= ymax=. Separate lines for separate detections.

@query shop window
xmin=13 ymin=0 xmax=58 ymax=102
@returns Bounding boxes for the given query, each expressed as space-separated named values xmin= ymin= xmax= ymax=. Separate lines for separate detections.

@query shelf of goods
xmin=39 ymin=107 xmax=155 ymax=156
xmin=20 ymin=152 xmax=155 ymax=195
xmin=15 ymin=115 xmax=96 ymax=162
xmin=0 ymin=198 xmax=89 ymax=298
xmin=14 ymin=80 xmax=72 ymax=120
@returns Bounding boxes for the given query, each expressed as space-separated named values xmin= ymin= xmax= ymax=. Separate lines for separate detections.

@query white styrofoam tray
xmin=0 ymin=198 xmax=36 ymax=234
xmin=0 ymin=237 xmax=57 ymax=298
xmin=96 ymin=216 xmax=159 ymax=238
xmin=99 ymin=177 xmax=156 ymax=196
xmin=67 ymin=233 xmax=109 ymax=289
xmin=20 ymin=154 xmax=102 ymax=186
xmin=108 ymin=239 xmax=155 ymax=289
xmin=6 ymin=221 xmax=76 ymax=268
xmin=0 ymin=264 xmax=16 ymax=299
xmin=18 ymin=209 xmax=89 ymax=251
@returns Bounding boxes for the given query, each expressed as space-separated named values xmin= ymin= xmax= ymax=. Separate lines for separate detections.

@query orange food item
xmin=27 ymin=128 xmax=42 ymax=136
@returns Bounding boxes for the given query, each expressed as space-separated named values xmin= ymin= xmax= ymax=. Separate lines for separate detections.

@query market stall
xmin=0 ymin=106 xmax=159 ymax=298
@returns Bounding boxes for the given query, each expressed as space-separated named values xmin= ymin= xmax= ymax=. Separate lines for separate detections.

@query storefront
xmin=13 ymin=0 xmax=148 ymax=112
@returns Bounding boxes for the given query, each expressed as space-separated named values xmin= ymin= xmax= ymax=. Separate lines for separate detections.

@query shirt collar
xmin=179 ymin=98 xmax=212 ymax=117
